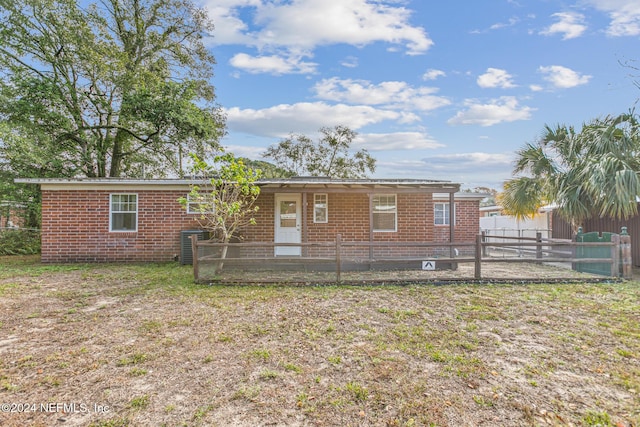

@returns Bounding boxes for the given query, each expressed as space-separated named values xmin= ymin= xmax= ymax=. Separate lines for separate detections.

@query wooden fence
xmin=552 ymin=211 xmax=640 ymax=266
xmin=478 ymin=232 xmax=631 ymax=280
xmin=190 ymin=232 xmax=632 ymax=283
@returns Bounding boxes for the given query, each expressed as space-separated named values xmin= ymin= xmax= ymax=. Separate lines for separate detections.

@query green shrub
xmin=0 ymin=229 xmax=41 ymax=255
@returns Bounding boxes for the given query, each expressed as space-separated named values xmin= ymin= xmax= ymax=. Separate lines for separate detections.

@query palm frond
xmin=500 ymin=177 xmax=545 ymax=220
xmin=509 ymin=111 xmax=640 ymax=226
xmin=513 ymin=143 xmax=554 ymax=176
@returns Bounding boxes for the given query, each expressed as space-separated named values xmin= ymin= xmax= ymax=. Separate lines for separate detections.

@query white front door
xmin=275 ymin=194 xmax=301 ymax=256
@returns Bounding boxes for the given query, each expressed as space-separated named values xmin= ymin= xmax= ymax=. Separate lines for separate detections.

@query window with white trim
xmin=373 ymin=194 xmax=397 ymax=232
xmin=314 ymin=193 xmax=328 ymax=223
xmin=110 ymin=194 xmax=137 ymax=232
xmin=434 ymin=202 xmax=454 ymax=225
xmin=186 ymin=194 xmax=214 ymax=215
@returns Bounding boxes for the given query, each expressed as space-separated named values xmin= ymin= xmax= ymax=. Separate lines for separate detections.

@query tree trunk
xmin=215 ymin=238 xmax=229 ymax=275
xmin=109 ymin=130 xmax=125 ymax=177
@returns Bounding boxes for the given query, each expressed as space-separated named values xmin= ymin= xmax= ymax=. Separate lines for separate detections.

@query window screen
xmin=373 ymin=194 xmax=396 ymax=232
xmin=110 ymin=194 xmax=137 ymax=231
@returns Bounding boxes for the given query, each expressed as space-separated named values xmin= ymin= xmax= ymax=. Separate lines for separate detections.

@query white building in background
xmin=479 ymin=205 xmax=553 ymax=240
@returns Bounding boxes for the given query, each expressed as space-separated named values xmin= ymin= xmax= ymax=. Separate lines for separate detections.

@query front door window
xmin=279 ymin=201 xmax=297 ymax=227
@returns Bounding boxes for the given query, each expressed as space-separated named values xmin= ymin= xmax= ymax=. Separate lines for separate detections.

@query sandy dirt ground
xmin=0 ymin=259 xmax=638 ymax=426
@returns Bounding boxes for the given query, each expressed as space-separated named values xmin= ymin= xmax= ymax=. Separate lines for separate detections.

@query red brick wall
xmin=303 ymin=193 xmax=369 ymax=258
xmin=236 ymin=193 xmax=274 ymax=258
xmin=40 ymin=189 xmax=480 ymax=262
xmin=434 ymin=200 xmax=481 ymax=254
xmin=306 ymin=193 xmax=370 ymax=241
xmin=239 ymin=192 xmax=274 ymax=242
xmin=41 ymin=190 xmax=201 ymax=263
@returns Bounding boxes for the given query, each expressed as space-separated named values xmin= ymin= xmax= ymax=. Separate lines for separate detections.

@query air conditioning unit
xmin=180 ymin=230 xmax=206 ymax=265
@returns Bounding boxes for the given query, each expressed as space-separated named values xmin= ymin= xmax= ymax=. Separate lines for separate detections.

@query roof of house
xmin=15 ymin=177 xmax=462 ymax=193
xmin=480 ymin=205 xmax=503 ymax=212
xmin=434 ymin=192 xmax=490 ymax=201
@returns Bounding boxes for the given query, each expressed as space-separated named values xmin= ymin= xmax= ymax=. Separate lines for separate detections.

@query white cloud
xmin=229 ymin=53 xmax=317 ymax=74
xmin=340 ymin=56 xmax=359 ymax=68
xmin=313 ymin=78 xmax=451 ymax=112
xmin=422 ymin=69 xmax=446 ymax=81
xmin=205 ymin=0 xmax=433 ymax=67
xmin=447 ymin=97 xmax=535 ymax=127
xmin=489 ymin=17 xmax=521 ymax=31
xmin=471 ymin=15 xmax=533 ymax=34
xmin=419 ymin=152 xmax=514 ymax=171
xmin=375 ymin=152 xmax=515 ymax=187
xmin=585 ymin=0 xmax=640 ymax=36
xmin=538 ymin=65 xmax=592 ymax=88
xmin=540 ymin=12 xmax=587 ymax=39
xmin=477 ymin=68 xmax=517 ymax=89
xmin=224 ymin=102 xmax=420 ymax=137
xmin=220 ymin=144 xmax=266 ymax=160
xmin=354 ymin=132 xmax=444 ymax=151
xmin=204 ymin=1 xmax=263 ymax=45
xmin=421 ymin=152 xmax=514 ymax=185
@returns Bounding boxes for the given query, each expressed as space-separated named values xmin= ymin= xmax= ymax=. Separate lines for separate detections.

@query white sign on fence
xmin=422 ymin=260 xmax=436 ymax=271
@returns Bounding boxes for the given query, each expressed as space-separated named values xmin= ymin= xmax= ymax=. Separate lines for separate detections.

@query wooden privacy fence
xmin=190 ymin=232 xmax=632 ymax=283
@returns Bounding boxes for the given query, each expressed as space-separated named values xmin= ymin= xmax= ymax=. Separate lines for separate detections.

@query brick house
xmin=16 ymin=178 xmax=484 ymax=263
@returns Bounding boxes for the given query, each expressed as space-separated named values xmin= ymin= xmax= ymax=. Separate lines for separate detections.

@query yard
xmin=0 ymin=256 xmax=638 ymax=427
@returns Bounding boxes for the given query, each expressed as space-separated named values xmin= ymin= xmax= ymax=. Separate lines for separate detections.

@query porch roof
xmin=15 ymin=177 xmax=461 ymax=193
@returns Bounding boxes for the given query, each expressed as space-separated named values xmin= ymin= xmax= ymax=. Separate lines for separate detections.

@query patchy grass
xmin=0 ymin=255 xmax=638 ymax=426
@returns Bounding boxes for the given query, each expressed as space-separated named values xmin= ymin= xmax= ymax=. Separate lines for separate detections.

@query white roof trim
xmin=16 ymin=177 xmax=456 ymax=185
xmin=15 ymin=177 xmax=461 ymax=192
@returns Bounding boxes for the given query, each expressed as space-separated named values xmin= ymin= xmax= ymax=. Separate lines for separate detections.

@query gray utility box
xmin=180 ymin=230 xmax=206 ymax=265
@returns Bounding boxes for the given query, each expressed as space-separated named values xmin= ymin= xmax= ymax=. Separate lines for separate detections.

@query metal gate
xmin=574 ymin=229 xmax=618 ymax=276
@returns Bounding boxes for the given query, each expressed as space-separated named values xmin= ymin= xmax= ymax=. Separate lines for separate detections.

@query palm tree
xmin=501 ymin=112 xmax=640 ymax=231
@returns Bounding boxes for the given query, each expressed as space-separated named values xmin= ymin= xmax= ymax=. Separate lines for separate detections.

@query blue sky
xmin=200 ymin=0 xmax=639 ymax=189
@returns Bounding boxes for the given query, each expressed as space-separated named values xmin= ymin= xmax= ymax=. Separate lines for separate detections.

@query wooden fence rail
xmin=190 ymin=232 xmax=632 ymax=283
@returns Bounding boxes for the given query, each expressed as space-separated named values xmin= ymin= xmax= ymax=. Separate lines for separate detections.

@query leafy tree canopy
xmin=462 ymin=186 xmax=498 ymax=207
xmin=239 ymin=158 xmax=295 ymax=179
xmin=0 ymin=0 xmax=225 ymax=179
xmin=262 ymin=125 xmax=376 ymax=178
xmin=501 ymin=111 xmax=640 ymax=228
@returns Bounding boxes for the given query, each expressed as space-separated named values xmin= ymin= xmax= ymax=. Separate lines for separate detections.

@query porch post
xmin=302 ymin=192 xmax=308 ymax=257
xmin=368 ymin=192 xmax=374 ymax=261
xmin=449 ymin=191 xmax=456 ymax=269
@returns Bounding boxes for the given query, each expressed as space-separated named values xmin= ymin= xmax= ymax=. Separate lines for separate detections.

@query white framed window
xmin=434 ymin=202 xmax=454 ymax=226
xmin=186 ymin=194 xmax=214 ymax=215
xmin=110 ymin=194 xmax=137 ymax=232
xmin=314 ymin=193 xmax=328 ymax=223
xmin=373 ymin=194 xmax=397 ymax=232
